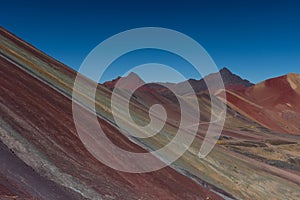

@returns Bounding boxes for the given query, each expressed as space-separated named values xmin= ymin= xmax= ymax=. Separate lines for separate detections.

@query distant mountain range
xmin=104 ymin=66 xmax=300 ymax=134
xmin=167 ymin=67 xmax=253 ymax=95
xmin=104 ymin=67 xmax=253 ymax=95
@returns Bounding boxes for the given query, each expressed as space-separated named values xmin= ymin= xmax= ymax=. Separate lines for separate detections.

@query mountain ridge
xmin=103 ymin=67 xmax=254 ymax=95
xmin=105 ymin=66 xmax=300 ymax=134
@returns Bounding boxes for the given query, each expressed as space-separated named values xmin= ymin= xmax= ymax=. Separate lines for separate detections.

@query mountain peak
xmin=259 ymin=73 xmax=300 ymax=93
xmin=103 ymin=72 xmax=145 ymax=91
xmin=286 ymin=73 xmax=300 ymax=79
xmin=127 ymin=71 xmax=142 ymax=80
xmin=286 ymin=73 xmax=300 ymax=92
xmin=220 ymin=67 xmax=232 ymax=74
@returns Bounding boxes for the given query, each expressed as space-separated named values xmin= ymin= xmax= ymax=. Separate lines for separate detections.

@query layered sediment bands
xmin=0 ymin=28 xmax=223 ymax=199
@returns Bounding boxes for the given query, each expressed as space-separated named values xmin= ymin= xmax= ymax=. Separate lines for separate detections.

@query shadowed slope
xmin=143 ymin=67 xmax=253 ymax=96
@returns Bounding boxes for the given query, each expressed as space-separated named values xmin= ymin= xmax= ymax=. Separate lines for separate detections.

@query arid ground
xmin=1 ymin=26 xmax=300 ymax=199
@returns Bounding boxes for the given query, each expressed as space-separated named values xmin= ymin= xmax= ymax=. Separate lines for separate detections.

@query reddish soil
xmin=218 ymin=74 xmax=300 ymax=134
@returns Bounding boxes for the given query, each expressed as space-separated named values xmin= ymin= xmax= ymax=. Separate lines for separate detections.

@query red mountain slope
xmin=0 ymin=27 xmax=224 ymax=199
xmin=218 ymin=73 xmax=300 ymax=134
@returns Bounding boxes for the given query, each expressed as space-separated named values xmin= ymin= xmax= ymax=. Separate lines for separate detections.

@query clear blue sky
xmin=1 ymin=0 xmax=300 ymax=83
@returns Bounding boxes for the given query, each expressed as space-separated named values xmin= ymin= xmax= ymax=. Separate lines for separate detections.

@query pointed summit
xmin=127 ymin=71 xmax=139 ymax=78
xmin=220 ymin=67 xmax=233 ymax=74
xmin=126 ymin=72 xmax=144 ymax=82
xmin=103 ymin=72 xmax=145 ymax=91
xmin=217 ymin=67 xmax=253 ymax=90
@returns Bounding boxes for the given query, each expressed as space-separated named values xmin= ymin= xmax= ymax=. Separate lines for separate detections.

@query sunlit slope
xmin=0 ymin=27 xmax=224 ymax=199
xmin=218 ymin=74 xmax=300 ymax=134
